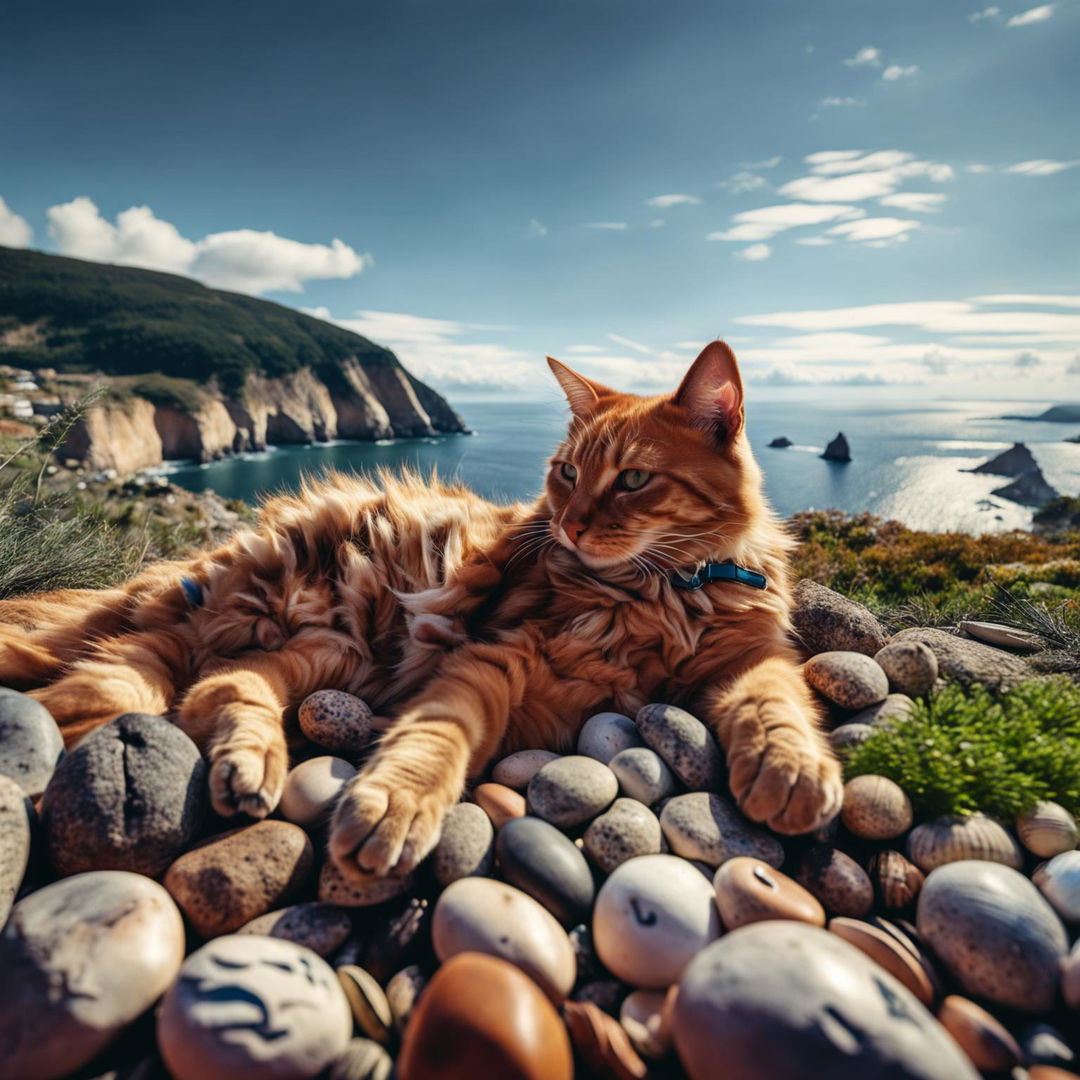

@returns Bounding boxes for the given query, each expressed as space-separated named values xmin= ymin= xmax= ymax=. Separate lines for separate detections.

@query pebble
xmin=0 ymin=687 xmax=64 ymax=797
xmin=527 ymin=755 xmax=618 ymax=828
xmin=849 ymin=693 xmax=916 ymax=726
xmin=937 ymin=995 xmax=1022 ymax=1074
xmin=386 ymin=964 xmax=427 ymax=1032
xmin=828 ymin=723 xmax=874 ymax=752
xmin=608 ymin=746 xmax=677 ymax=805
xmin=491 ymin=749 xmax=560 ymax=791
xmin=790 ymin=579 xmax=888 ymax=657
xmin=714 ymin=857 xmax=825 ymax=930
xmin=868 ymin=849 xmax=925 ymax=911
xmin=328 ymin=1038 xmax=394 ymax=1080
xmin=593 ymin=854 xmax=721 ymax=989
xmin=620 ymin=988 xmax=673 ymax=1060
xmin=0 ymin=870 xmax=185 ymax=1080
xmin=432 ymin=877 xmax=576 ymax=1002
xmin=795 ymin=845 xmax=874 ymax=917
xmin=660 ymin=792 xmax=784 ymax=868
xmin=236 ymin=901 xmax=352 ymax=957
xmin=496 ymin=814 xmax=595 ymax=925
xmin=298 ymin=689 xmax=376 ymax=756
xmin=564 ymin=1000 xmax=648 ymax=1079
xmin=397 ymin=952 xmax=573 ymax=1080
xmin=1018 ymin=800 xmax=1079 ymax=858
xmin=432 ymin=801 xmax=494 ymax=886
xmin=165 ymin=820 xmax=314 ymax=937
xmin=319 ymin=859 xmax=415 ymax=907
xmin=157 ymin=934 xmax=352 ymax=1080
xmin=635 ymin=703 xmax=724 ymax=790
xmin=917 ymin=860 xmax=1068 ymax=1012
xmin=472 ymin=782 xmax=526 ymax=829
xmin=957 ymin=619 xmax=1044 ymax=651
xmin=803 ymin=651 xmax=889 ymax=711
xmin=583 ymin=797 xmax=663 ymax=875
xmin=840 ymin=774 xmax=913 ymax=840
xmin=338 ymin=964 xmax=394 ymax=1044
xmin=577 ymin=711 xmax=644 ymax=764
xmin=41 ymin=713 xmax=207 ymax=878
xmin=828 ymin=916 xmax=937 ymax=1007
xmin=873 ymin=640 xmax=939 ymax=697
xmin=0 ymin=773 xmax=30 ymax=924
xmin=907 ymin=813 xmax=1023 ymax=873
xmin=1033 ymin=849 xmax=1080 ymax=922
xmin=891 ymin=627 xmax=1030 ymax=689
xmin=279 ymin=755 xmax=356 ymax=827
xmin=672 ymin=922 xmax=980 ymax=1080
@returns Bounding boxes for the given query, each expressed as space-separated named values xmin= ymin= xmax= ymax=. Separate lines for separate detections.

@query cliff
xmin=1001 ymin=404 xmax=1080 ymax=423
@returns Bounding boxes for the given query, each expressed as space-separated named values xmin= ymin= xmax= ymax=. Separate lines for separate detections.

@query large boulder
xmin=791 ymin=580 xmax=888 ymax=657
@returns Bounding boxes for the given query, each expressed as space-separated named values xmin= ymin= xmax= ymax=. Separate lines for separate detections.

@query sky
xmin=1 ymin=0 xmax=1077 ymax=400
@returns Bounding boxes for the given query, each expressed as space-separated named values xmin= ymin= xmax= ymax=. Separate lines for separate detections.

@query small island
xmin=768 ymin=436 xmax=793 ymax=448
xmin=820 ymin=432 xmax=851 ymax=463
xmin=1000 ymin=404 xmax=1080 ymax=424
xmin=965 ymin=442 xmax=1060 ymax=507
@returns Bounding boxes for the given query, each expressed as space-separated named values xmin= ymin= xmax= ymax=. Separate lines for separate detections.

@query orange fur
xmin=0 ymin=343 xmax=842 ymax=877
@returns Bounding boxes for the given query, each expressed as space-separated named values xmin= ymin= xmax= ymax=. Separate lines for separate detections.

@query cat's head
xmin=543 ymin=342 xmax=766 ymax=572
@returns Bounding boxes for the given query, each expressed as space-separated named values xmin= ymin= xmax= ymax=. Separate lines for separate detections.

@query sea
xmin=159 ymin=397 xmax=1080 ymax=535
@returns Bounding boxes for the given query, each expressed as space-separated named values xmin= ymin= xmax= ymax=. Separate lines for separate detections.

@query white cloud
xmin=742 ymin=156 xmax=783 ymax=169
xmin=821 ymin=97 xmax=865 ymax=107
xmin=779 ymin=153 xmax=954 ymax=204
xmin=844 ymin=46 xmax=882 ymax=67
xmin=795 ymin=236 xmax=835 ymax=246
xmin=46 ymin=196 xmax=369 ymax=294
xmin=968 ymin=6 xmax=1000 ymax=18
xmin=967 ymin=163 xmax=994 ymax=173
xmin=878 ymin=192 xmax=948 ymax=212
xmin=973 ymin=294 xmax=1080 ymax=307
xmin=780 ymin=171 xmax=906 ymax=202
xmin=528 ymin=218 xmax=548 ymax=237
xmin=804 ymin=150 xmax=865 ymax=165
xmin=0 ymin=197 xmax=33 ymax=247
xmin=586 ymin=221 xmax=629 ymax=231
xmin=734 ymin=243 xmax=771 ymax=262
xmin=828 ymin=217 xmax=921 ymax=243
xmin=1006 ymin=4 xmax=1053 ymax=25
xmin=607 ymin=333 xmax=654 ymax=355
xmin=716 ymin=171 xmax=768 ymax=194
xmin=882 ymin=64 xmax=920 ymax=81
xmin=1005 ymin=159 xmax=1078 ymax=175
xmin=645 ymin=194 xmax=702 ymax=208
xmin=649 ymin=219 xmax=666 ymax=228
xmin=808 ymin=150 xmax=916 ymax=175
xmin=707 ymin=202 xmax=862 ymax=242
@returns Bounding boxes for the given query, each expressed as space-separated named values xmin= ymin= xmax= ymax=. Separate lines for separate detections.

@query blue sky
xmin=1 ymin=0 xmax=1077 ymax=398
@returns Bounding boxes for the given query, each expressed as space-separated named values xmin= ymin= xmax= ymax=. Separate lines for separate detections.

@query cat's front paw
xmin=208 ymin=737 xmax=287 ymax=819
xmin=330 ymin=773 xmax=449 ymax=877
xmin=725 ymin=702 xmax=843 ymax=834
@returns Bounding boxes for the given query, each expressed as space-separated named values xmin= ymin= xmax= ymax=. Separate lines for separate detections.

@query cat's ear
xmin=547 ymin=357 xmax=618 ymax=417
xmin=674 ymin=341 xmax=745 ymax=439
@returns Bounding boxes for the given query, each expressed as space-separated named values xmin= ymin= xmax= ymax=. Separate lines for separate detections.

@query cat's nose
xmin=563 ymin=521 xmax=588 ymax=544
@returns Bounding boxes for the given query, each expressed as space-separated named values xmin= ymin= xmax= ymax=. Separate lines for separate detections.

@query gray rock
xmin=609 ymin=747 xmax=677 ymax=805
xmin=236 ymin=902 xmax=352 ymax=957
xmin=576 ymin=712 xmax=644 ymax=765
xmin=660 ymin=792 xmax=783 ymax=869
xmin=672 ymin=922 xmax=980 ymax=1080
xmin=891 ymin=627 xmax=1030 ymax=689
xmin=527 ymin=755 xmax=618 ymax=828
xmin=297 ymin=689 xmax=376 ymax=756
xmin=917 ymin=860 xmax=1068 ymax=1013
xmin=496 ymin=815 xmax=595 ymax=925
xmin=583 ymin=797 xmax=663 ymax=875
xmin=41 ymin=713 xmax=207 ymax=878
xmin=791 ymin=580 xmax=888 ymax=657
xmin=803 ymin=651 xmax=889 ymax=710
xmin=0 ymin=687 xmax=64 ymax=798
xmin=491 ymin=749 xmax=561 ymax=791
xmin=820 ymin=432 xmax=852 ymax=463
xmin=635 ymin=704 xmax=724 ymax=791
xmin=0 ymin=774 xmax=31 ymax=926
xmin=849 ymin=693 xmax=916 ymax=726
xmin=432 ymin=801 xmax=494 ymax=886
xmin=0 ymin=870 xmax=185 ymax=1080
xmin=828 ymin=723 xmax=875 ymax=752
xmin=874 ymin=641 xmax=939 ymax=697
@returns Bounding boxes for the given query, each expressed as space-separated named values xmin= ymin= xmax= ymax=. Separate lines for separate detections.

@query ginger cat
xmin=0 ymin=343 xmax=842 ymax=878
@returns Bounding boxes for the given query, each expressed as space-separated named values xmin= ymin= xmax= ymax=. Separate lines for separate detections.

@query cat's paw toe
xmin=208 ymin=744 xmax=286 ymax=819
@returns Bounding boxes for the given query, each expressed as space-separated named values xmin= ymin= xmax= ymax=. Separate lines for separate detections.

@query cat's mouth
xmin=551 ymin=525 xmax=650 ymax=571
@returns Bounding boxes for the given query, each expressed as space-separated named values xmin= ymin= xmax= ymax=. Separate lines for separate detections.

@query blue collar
xmin=671 ymin=562 xmax=768 ymax=591
xmin=180 ymin=576 xmax=205 ymax=608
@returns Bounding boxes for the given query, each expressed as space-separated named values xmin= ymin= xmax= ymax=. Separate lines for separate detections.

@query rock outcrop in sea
xmin=820 ymin=432 xmax=851 ymax=463
xmin=768 ymin=437 xmax=792 ymax=448
xmin=966 ymin=442 xmax=1060 ymax=508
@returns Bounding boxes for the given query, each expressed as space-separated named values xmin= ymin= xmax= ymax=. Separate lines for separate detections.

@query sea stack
xmin=967 ymin=442 xmax=1038 ymax=477
xmin=768 ymin=437 xmax=793 ymax=449
xmin=821 ymin=433 xmax=851 ymax=463
xmin=991 ymin=469 xmax=1059 ymax=508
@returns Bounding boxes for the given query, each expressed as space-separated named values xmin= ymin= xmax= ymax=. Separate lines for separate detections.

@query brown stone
xmin=318 ymin=859 xmax=414 ymax=907
xmin=841 ymin=775 xmax=913 ymax=840
xmin=713 ymin=857 xmax=825 ymax=931
xmin=397 ymin=952 xmax=573 ymax=1080
xmin=937 ymin=995 xmax=1022 ymax=1073
xmin=795 ymin=845 xmax=874 ymax=917
xmin=828 ymin=917 xmax=937 ymax=1007
xmin=564 ymin=1000 xmax=648 ymax=1079
xmin=869 ymin=850 xmax=924 ymax=912
xmin=472 ymin=782 xmax=527 ymax=829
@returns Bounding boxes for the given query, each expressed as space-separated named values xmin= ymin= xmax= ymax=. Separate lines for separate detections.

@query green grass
xmin=843 ymin=678 xmax=1080 ymax=821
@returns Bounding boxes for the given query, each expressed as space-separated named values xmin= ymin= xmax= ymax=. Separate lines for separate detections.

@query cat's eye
xmin=559 ymin=462 xmax=578 ymax=483
xmin=617 ymin=469 xmax=651 ymax=491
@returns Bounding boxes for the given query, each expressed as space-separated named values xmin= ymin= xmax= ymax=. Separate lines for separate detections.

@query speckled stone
xmin=0 ymin=870 xmax=185 ymax=1080
xmin=279 ymin=755 xmax=356 ymax=827
xmin=0 ymin=687 xmax=64 ymax=797
xmin=491 ymin=750 xmax=561 ymax=791
xmin=0 ymin=773 xmax=31 ymax=925
xmin=791 ymin=580 xmax=889 ymax=657
xmin=432 ymin=801 xmax=495 ymax=886
xmin=795 ymin=845 xmax=874 ymax=917
xmin=891 ymin=627 xmax=1030 ymax=690
xmin=298 ymin=689 xmax=377 ymax=756
xmin=840 ymin=775 xmax=913 ymax=840
xmin=1033 ymin=850 xmax=1080 ymax=923
xmin=672 ymin=922 xmax=979 ymax=1080
xmin=473 ymin=782 xmax=527 ymax=829
xmin=386 ymin=965 xmax=427 ymax=1033
xmin=577 ymin=712 xmax=644 ymax=765
xmin=328 ymin=1038 xmax=394 ymax=1080
xmin=41 ymin=713 xmax=207 ymax=878
xmin=583 ymin=797 xmax=663 ymax=875
xmin=917 ymin=860 xmax=1068 ymax=1013
xmin=527 ymin=755 xmax=618 ymax=828
xmin=635 ymin=703 xmax=724 ymax=791
xmin=165 ymin=820 xmax=314 ymax=937
xmin=803 ymin=652 xmax=889 ymax=711
xmin=158 ymin=934 xmax=352 ymax=1080
xmin=496 ymin=814 xmax=595 ymax=925
xmin=609 ymin=747 xmax=677 ymax=805
xmin=874 ymin=641 xmax=939 ymax=697
xmin=828 ymin=723 xmax=875 ymax=752
xmin=236 ymin=901 xmax=352 ymax=957
xmin=714 ymin=857 xmax=825 ymax=931
xmin=660 ymin=792 xmax=784 ymax=868
xmin=849 ymin=693 xmax=916 ymax=726
xmin=318 ymin=859 xmax=415 ymax=907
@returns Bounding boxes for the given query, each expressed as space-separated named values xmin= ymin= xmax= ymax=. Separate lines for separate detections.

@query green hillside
xmin=0 ymin=245 xmax=397 ymax=394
